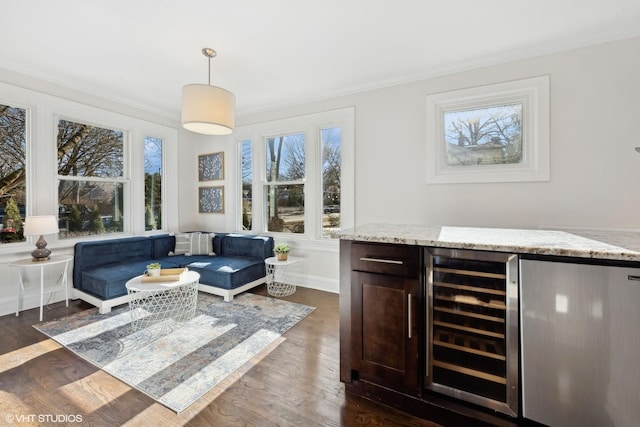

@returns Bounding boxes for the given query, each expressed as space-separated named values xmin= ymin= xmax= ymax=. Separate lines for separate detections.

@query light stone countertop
xmin=337 ymin=223 xmax=640 ymax=262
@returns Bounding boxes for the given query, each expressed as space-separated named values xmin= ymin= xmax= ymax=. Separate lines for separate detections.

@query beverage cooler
xmin=425 ymin=248 xmax=519 ymax=417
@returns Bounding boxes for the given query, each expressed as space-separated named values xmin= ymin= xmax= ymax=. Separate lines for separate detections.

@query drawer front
xmin=351 ymin=242 xmax=420 ymax=277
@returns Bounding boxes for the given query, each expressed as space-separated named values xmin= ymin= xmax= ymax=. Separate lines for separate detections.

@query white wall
xmin=237 ymin=36 xmax=640 ymax=231
xmin=178 ymin=130 xmax=233 ymax=232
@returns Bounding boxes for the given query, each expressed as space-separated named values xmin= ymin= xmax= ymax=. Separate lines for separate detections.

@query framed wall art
xmin=199 ymin=186 xmax=224 ymax=214
xmin=426 ymin=75 xmax=549 ymax=184
xmin=198 ymin=151 xmax=224 ymax=181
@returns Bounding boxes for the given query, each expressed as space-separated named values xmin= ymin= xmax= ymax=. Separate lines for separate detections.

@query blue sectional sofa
xmin=72 ymin=232 xmax=274 ymax=313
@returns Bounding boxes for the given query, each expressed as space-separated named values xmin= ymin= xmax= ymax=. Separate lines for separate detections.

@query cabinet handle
xmin=424 ymin=292 xmax=429 ymax=378
xmin=359 ymin=257 xmax=404 ymax=265
xmin=628 ymin=275 xmax=640 ymax=281
xmin=408 ymin=293 xmax=412 ymax=339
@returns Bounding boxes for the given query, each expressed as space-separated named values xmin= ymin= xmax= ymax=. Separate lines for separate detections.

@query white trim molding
xmin=426 ymin=76 xmax=550 ymax=184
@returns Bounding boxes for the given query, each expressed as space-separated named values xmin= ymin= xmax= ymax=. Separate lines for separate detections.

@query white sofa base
xmin=72 ymin=275 xmax=268 ymax=313
xmin=198 ymin=276 xmax=267 ymax=302
xmin=72 ymin=288 xmax=129 ymax=314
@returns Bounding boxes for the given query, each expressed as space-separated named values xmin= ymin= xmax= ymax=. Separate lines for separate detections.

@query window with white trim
xmin=320 ymin=127 xmax=341 ymax=237
xmin=57 ymin=118 xmax=127 ymax=237
xmin=236 ymin=107 xmax=354 ymax=240
xmin=426 ymin=75 xmax=549 ymax=184
xmin=0 ymin=80 xmax=178 ymax=253
xmin=0 ymin=102 xmax=27 ymax=244
xmin=144 ymin=136 xmax=162 ymax=230
xmin=240 ymin=139 xmax=253 ymax=230
xmin=265 ymin=133 xmax=305 ymax=234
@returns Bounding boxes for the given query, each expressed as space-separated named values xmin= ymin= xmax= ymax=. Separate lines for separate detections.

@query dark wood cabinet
xmin=349 ymin=242 xmax=421 ymax=395
xmin=341 ymin=240 xmax=520 ymax=427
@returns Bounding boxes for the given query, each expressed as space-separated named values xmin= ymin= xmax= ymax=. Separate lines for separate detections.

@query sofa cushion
xmin=221 ymin=234 xmax=274 ymax=259
xmin=80 ymin=258 xmax=185 ymax=299
xmin=185 ymin=256 xmax=266 ymax=290
xmin=73 ymin=237 xmax=153 ymax=292
xmin=155 ymin=254 xmax=211 ymax=268
xmin=212 ymin=233 xmax=228 ymax=255
xmin=150 ymin=234 xmax=176 ymax=257
xmin=80 ymin=261 xmax=151 ymax=299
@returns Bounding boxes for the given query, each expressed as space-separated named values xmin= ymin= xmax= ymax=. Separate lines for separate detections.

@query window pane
xmin=144 ymin=136 xmax=162 ymax=230
xmin=57 ymin=119 xmax=124 ymax=178
xmin=0 ymin=103 xmax=27 ymax=244
xmin=240 ymin=139 xmax=252 ymax=230
xmin=265 ymin=184 xmax=304 ymax=234
xmin=58 ymin=180 xmax=124 ymax=237
xmin=321 ymin=127 xmax=341 ymax=237
xmin=443 ymin=103 xmax=523 ymax=166
xmin=265 ymin=133 xmax=305 ymax=182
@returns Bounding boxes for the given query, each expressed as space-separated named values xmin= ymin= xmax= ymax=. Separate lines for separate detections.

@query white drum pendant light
xmin=182 ymin=48 xmax=235 ymax=135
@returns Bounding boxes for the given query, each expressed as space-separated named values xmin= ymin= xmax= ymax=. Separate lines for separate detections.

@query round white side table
xmin=125 ymin=270 xmax=200 ymax=331
xmin=264 ymin=256 xmax=301 ymax=297
xmin=10 ymin=254 xmax=73 ymax=321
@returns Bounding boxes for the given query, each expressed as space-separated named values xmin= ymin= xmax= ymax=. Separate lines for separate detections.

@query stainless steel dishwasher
xmin=520 ymin=259 xmax=640 ymax=427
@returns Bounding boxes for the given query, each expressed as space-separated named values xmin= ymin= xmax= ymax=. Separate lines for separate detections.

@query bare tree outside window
xmin=238 ymin=107 xmax=353 ymax=237
xmin=444 ymin=103 xmax=523 ymax=167
xmin=57 ymin=119 xmax=126 ymax=237
xmin=427 ymin=76 xmax=549 ymax=184
xmin=144 ymin=136 xmax=162 ymax=230
xmin=265 ymin=133 xmax=305 ymax=234
xmin=240 ymin=139 xmax=252 ymax=230
xmin=0 ymin=103 xmax=27 ymax=244
xmin=321 ymin=127 xmax=341 ymax=237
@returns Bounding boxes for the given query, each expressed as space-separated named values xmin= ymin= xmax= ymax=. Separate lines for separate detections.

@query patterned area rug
xmin=34 ymin=292 xmax=315 ymax=413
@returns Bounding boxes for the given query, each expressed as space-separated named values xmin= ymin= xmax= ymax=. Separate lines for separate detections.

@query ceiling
xmin=2 ymin=1 xmax=640 ymax=121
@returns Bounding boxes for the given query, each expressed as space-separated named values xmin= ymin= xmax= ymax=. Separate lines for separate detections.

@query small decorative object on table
xmin=274 ymin=243 xmax=290 ymax=261
xmin=23 ymin=215 xmax=59 ymax=261
xmin=146 ymin=262 xmax=161 ymax=277
xmin=141 ymin=267 xmax=187 ymax=283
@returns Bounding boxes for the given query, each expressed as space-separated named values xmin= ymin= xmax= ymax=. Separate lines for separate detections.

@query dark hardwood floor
xmin=0 ymin=286 xmax=440 ymax=427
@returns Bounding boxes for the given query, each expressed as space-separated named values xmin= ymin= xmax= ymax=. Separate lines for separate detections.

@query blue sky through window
xmin=144 ymin=136 xmax=162 ymax=173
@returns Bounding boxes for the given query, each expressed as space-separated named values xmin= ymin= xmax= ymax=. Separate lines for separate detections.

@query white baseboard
xmin=0 ymin=287 xmax=68 ymax=318
xmin=287 ymin=272 xmax=338 ymax=294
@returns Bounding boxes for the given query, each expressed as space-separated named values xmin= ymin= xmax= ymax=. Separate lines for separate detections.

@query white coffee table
xmin=125 ymin=270 xmax=200 ymax=331
xmin=265 ymin=256 xmax=301 ymax=297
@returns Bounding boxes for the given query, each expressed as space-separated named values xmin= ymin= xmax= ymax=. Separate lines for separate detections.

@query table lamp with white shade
xmin=23 ymin=215 xmax=59 ymax=261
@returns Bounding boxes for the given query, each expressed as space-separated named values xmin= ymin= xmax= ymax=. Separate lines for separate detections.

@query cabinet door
xmin=351 ymin=270 xmax=420 ymax=395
